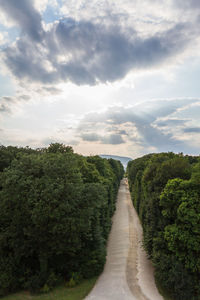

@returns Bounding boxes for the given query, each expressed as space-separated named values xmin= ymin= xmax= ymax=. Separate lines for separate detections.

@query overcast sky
xmin=0 ymin=0 xmax=200 ymax=158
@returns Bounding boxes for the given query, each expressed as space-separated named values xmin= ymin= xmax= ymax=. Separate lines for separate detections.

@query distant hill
xmin=100 ymin=154 xmax=132 ymax=169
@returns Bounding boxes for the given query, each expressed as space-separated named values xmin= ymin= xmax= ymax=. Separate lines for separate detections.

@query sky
xmin=0 ymin=0 xmax=200 ymax=158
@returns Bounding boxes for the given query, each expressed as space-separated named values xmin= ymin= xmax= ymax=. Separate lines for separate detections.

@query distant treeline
xmin=0 ymin=143 xmax=124 ymax=296
xmin=127 ymin=152 xmax=200 ymax=300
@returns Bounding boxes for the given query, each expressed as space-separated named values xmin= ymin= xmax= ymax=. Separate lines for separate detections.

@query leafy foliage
xmin=127 ymin=152 xmax=200 ymax=300
xmin=0 ymin=144 xmax=124 ymax=296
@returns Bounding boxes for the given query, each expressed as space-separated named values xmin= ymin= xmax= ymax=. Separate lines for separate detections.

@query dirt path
xmin=84 ymin=179 xmax=163 ymax=300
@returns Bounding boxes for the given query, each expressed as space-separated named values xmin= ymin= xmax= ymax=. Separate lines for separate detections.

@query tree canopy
xmin=127 ymin=152 xmax=200 ymax=300
xmin=0 ymin=144 xmax=124 ymax=296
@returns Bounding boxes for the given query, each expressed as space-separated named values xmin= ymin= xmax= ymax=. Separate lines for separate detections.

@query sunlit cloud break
xmin=0 ymin=0 xmax=200 ymax=157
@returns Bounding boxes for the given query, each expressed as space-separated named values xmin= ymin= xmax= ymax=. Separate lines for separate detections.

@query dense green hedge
xmin=0 ymin=144 xmax=124 ymax=296
xmin=127 ymin=152 xmax=200 ymax=300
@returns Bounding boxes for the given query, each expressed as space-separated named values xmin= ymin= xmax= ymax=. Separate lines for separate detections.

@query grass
xmin=1 ymin=277 xmax=97 ymax=300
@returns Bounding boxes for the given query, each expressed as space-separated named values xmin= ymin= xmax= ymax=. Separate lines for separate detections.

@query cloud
xmin=37 ymin=86 xmax=62 ymax=95
xmin=183 ymin=127 xmax=200 ymax=133
xmin=4 ymin=38 xmax=57 ymax=84
xmin=81 ymin=133 xmax=100 ymax=142
xmin=0 ymin=31 xmax=8 ymax=46
xmin=0 ymin=96 xmax=16 ymax=113
xmin=0 ymin=0 xmax=43 ymax=42
xmin=43 ymin=86 xmax=61 ymax=93
xmin=118 ymin=130 xmax=127 ymax=135
xmin=18 ymin=95 xmax=31 ymax=101
xmin=78 ymin=99 xmax=200 ymax=154
xmin=34 ymin=0 xmax=49 ymax=13
xmin=0 ymin=94 xmax=31 ymax=114
xmin=81 ymin=132 xmax=125 ymax=144
xmin=0 ymin=103 xmax=10 ymax=113
xmin=103 ymin=134 xmax=125 ymax=144
xmin=156 ymin=119 xmax=187 ymax=127
xmin=175 ymin=0 xmax=200 ymax=9
xmin=0 ymin=0 xmax=198 ymax=85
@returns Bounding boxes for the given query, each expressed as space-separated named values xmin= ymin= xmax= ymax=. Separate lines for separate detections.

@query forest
xmin=127 ymin=152 xmax=200 ymax=300
xmin=0 ymin=143 xmax=124 ymax=296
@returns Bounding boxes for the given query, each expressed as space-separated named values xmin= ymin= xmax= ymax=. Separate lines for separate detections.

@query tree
xmin=46 ymin=143 xmax=73 ymax=154
xmin=127 ymin=152 xmax=200 ymax=300
xmin=0 ymin=145 xmax=124 ymax=296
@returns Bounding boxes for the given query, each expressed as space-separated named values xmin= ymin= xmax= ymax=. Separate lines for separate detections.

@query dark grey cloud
xmin=183 ymin=127 xmax=200 ymax=133
xmin=0 ymin=0 xmax=43 ymax=42
xmin=4 ymin=38 xmax=57 ymax=84
xmin=81 ymin=132 xmax=125 ymax=144
xmin=1 ymin=0 xmax=197 ymax=86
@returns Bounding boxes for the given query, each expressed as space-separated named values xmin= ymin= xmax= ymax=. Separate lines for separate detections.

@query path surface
xmin=85 ymin=179 xmax=163 ymax=300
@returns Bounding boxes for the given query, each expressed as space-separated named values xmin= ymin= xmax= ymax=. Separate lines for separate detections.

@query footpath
xmin=85 ymin=178 xmax=163 ymax=300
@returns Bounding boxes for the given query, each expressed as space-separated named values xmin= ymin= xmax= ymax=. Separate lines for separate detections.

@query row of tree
xmin=127 ymin=152 xmax=200 ymax=300
xmin=0 ymin=143 xmax=124 ymax=296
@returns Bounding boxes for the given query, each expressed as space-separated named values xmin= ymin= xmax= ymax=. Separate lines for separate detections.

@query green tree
xmin=0 ymin=145 xmax=124 ymax=296
xmin=46 ymin=143 xmax=73 ymax=153
xmin=127 ymin=152 xmax=200 ymax=300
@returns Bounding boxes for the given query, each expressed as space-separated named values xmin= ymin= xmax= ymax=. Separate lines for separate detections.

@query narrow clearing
xmin=85 ymin=179 xmax=163 ymax=300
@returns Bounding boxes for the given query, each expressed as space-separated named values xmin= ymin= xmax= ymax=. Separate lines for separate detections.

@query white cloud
xmin=0 ymin=32 xmax=8 ymax=45
xmin=59 ymin=0 xmax=191 ymax=35
xmin=34 ymin=0 xmax=49 ymax=12
xmin=1 ymin=0 xmax=200 ymax=158
xmin=0 ymin=10 xmax=16 ymax=28
xmin=34 ymin=0 xmax=58 ymax=13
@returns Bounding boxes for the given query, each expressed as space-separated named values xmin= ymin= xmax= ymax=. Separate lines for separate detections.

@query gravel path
xmin=85 ymin=179 xmax=163 ymax=300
